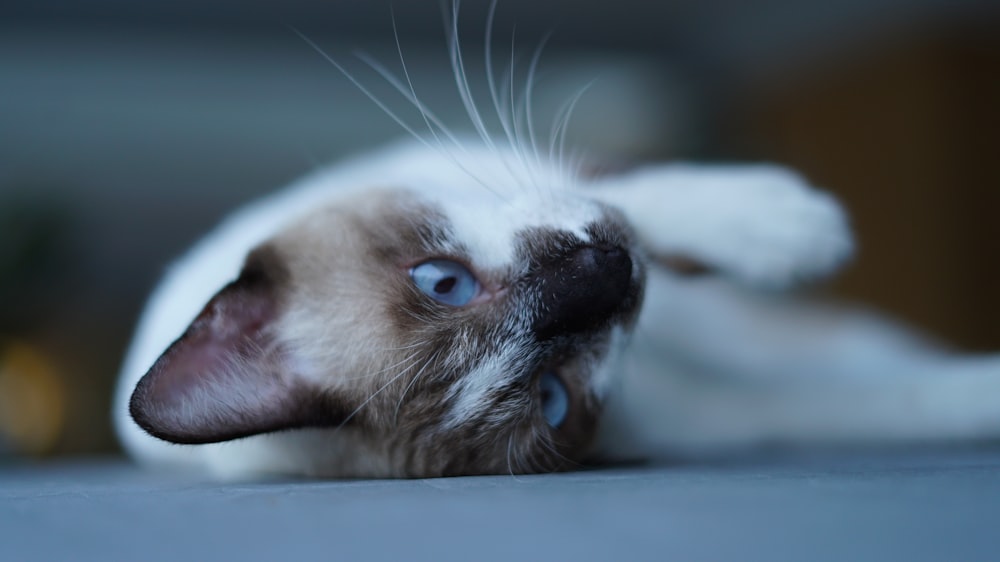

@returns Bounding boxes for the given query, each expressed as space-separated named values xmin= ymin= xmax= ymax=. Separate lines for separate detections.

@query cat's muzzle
xmin=531 ymin=244 xmax=637 ymax=341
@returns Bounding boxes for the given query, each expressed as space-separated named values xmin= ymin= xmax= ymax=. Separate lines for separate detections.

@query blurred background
xmin=1 ymin=0 xmax=997 ymax=460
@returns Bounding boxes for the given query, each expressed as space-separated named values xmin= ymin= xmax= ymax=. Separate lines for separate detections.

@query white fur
xmin=588 ymin=163 xmax=853 ymax=288
xmin=595 ymin=268 xmax=1000 ymax=460
xmin=444 ymin=350 xmax=520 ymax=429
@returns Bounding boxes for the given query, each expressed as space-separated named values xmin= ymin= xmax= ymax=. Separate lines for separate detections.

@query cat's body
xmin=115 ymin=139 xmax=1000 ymax=479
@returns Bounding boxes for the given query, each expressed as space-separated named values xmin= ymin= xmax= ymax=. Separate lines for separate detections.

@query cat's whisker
xmin=393 ymin=348 xmax=444 ymax=423
xmin=353 ymin=53 xmax=455 ymax=153
xmin=484 ymin=0 xmax=512 ymax=153
xmin=289 ymin=27 xmax=432 ymax=151
xmin=549 ymin=80 xmax=594 ymax=187
xmin=534 ymin=425 xmax=580 ymax=472
xmin=305 ymin=337 xmax=429 ymax=359
xmin=483 ymin=0 xmax=544 ymax=194
xmin=505 ymin=432 xmax=528 ymax=481
xmin=513 ymin=430 xmax=533 ymax=477
xmin=447 ymin=1 xmax=498 ymax=158
xmin=503 ymin=28 xmax=554 ymax=197
xmin=292 ymin=24 xmax=513 ymax=204
xmin=508 ymin=410 xmax=554 ymax=475
xmin=564 ymin=146 xmax=587 ymax=194
xmin=402 ymin=306 xmax=445 ymax=325
xmin=353 ymin=53 xmax=509 ymax=202
xmin=522 ymin=31 xmax=551 ymax=186
xmin=371 ymin=9 xmax=518 ymax=203
xmin=496 ymin=56 xmax=514 ymax=129
xmin=506 ymin=29 xmax=532 ymax=190
xmin=290 ymin=324 xmax=418 ymax=356
xmin=490 ymin=53 xmax=538 ymax=193
xmin=387 ymin=8 xmax=457 ymax=156
xmin=522 ymin=436 xmax=543 ymax=474
xmin=445 ymin=0 xmax=542 ymax=199
xmin=335 ymin=348 xmax=425 ymax=382
xmin=505 ymin=432 xmax=516 ymax=476
xmin=337 ymin=357 xmax=424 ymax=430
xmin=375 ymin=340 xmax=437 ymax=353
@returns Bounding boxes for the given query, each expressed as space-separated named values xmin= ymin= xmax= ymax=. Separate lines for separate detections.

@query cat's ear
xmin=588 ymin=164 xmax=854 ymax=289
xmin=129 ymin=248 xmax=347 ymax=444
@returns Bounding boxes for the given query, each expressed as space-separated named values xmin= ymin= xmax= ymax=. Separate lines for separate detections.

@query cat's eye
xmin=410 ymin=259 xmax=480 ymax=306
xmin=539 ymin=372 xmax=569 ymax=428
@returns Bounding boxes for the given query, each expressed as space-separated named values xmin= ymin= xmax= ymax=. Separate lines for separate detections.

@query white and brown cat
xmin=113 ymin=137 xmax=1000 ymax=479
xmin=114 ymin=13 xmax=1000 ymax=479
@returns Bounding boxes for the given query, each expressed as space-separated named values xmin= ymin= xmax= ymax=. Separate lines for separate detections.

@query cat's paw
xmin=589 ymin=164 xmax=854 ymax=289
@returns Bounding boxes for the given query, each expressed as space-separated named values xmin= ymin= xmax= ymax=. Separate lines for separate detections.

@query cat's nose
xmin=531 ymin=244 xmax=635 ymax=341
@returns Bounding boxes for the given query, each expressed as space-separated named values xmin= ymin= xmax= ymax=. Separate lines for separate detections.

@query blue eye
xmin=539 ymin=372 xmax=569 ymax=428
xmin=410 ymin=260 xmax=480 ymax=306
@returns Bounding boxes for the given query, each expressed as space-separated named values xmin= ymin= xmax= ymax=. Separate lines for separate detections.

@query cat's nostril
xmin=531 ymin=244 xmax=635 ymax=341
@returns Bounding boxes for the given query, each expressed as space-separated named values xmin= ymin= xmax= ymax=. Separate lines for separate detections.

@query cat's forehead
xmin=272 ymin=179 xmax=610 ymax=280
xmin=418 ymin=185 xmax=604 ymax=268
xmin=368 ymin=145 xmax=604 ymax=268
xmin=271 ymin=143 xmax=628 ymax=292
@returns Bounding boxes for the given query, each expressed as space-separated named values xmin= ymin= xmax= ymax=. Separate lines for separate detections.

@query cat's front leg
xmin=587 ymin=164 xmax=854 ymax=288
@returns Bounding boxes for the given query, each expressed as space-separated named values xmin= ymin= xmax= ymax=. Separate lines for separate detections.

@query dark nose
xmin=531 ymin=245 xmax=634 ymax=340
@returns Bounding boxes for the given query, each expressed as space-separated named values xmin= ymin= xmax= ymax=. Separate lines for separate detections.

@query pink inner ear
xmin=129 ymin=258 xmax=346 ymax=444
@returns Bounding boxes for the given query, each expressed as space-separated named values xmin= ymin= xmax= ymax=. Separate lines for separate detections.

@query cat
xmin=114 ymin=10 xmax=1000 ymax=480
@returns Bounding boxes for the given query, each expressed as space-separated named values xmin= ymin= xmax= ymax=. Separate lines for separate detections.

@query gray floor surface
xmin=3 ymin=449 xmax=1000 ymax=561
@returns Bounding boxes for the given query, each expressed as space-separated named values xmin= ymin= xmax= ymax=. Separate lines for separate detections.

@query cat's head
xmin=129 ymin=150 xmax=645 ymax=477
